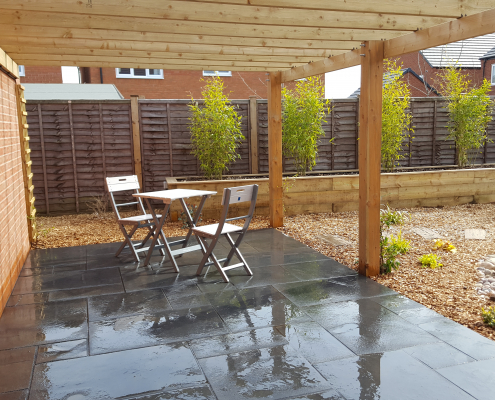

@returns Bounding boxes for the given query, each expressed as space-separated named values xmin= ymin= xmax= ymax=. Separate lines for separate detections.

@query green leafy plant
xmin=380 ymin=231 xmax=411 ymax=274
xmin=189 ymin=76 xmax=244 ymax=179
xmin=380 ymin=204 xmax=410 ymax=228
xmin=437 ymin=66 xmax=494 ymax=168
xmin=481 ymin=306 xmax=495 ymax=328
xmin=379 ymin=205 xmax=411 ymax=274
xmin=178 ymin=203 xmax=200 ymax=229
xmin=382 ymin=59 xmax=414 ymax=172
xmin=418 ymin=253 xmax=443 ymax=269
xmin=282 ymin=76 xmax=331 ymax=175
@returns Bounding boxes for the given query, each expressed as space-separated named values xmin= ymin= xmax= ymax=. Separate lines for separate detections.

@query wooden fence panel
xmin=27 ymin=97 xmax=495 ymax=214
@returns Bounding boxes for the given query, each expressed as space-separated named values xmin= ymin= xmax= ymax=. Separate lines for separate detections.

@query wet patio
xmin=0 ymin=229 xmax=494 ymax=400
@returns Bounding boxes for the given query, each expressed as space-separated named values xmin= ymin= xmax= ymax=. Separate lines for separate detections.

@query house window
xmin=115 ymin=68 xmax=164 ymax=79
xmin=203 ymin=71 xmax=232 ymax=77
xmin=18 ymin=65 xmax=25 ymax=77
xmin=492 ymin=64 xmax=495 ymax=85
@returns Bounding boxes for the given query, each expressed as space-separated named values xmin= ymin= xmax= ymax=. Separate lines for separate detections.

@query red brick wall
xmin=20 ymin=66 xmax=63 ymax=84
xmin=0 ymin=72 xmax=30 ymax=317
xmin=81 ymin=68 xmax=270 ymax=99
xmin=397 ymin=52 xmax=495 ymax=96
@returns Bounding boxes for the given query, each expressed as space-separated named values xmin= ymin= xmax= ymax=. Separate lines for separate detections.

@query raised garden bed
xmin=165 ymin=167 xmax=495 ymax=220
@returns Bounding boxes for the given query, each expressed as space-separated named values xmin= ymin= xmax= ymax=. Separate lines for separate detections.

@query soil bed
xmin=35 ymin=203 xmax=495 ymax=341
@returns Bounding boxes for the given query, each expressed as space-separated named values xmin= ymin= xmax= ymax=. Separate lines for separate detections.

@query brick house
xmin=18 ymin=65 xmax=63 ymax=84
xmin=396 ymin=33 xmax=495 ymax=96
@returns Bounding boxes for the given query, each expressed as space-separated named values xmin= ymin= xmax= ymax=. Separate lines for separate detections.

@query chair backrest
xmin=217 ymin=184 xmax=258 ymax=234
xmin=105 ymin=175 xmax=144 ymax=220
xmin=106 ymin=175 xmax=140 ymax=193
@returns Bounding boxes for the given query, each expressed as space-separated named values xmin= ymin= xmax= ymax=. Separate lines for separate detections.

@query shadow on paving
xmin=0 ymin=229 xmax=494 ymax=399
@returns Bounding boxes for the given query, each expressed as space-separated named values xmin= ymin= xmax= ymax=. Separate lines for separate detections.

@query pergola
xmin=1 ymin=0 xmax=495 ymax=276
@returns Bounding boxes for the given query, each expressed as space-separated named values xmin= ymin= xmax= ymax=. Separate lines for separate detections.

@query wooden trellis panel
xmin=15 ymin=83 xmax=36 ymax=242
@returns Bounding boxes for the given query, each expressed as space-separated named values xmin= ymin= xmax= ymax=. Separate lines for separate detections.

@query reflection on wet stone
xmin=199 ymin=345 xmax=331 ymax=400
xmin=315 ymin=350 xmax=475 ymax=400
xmin=89 ymin=306 xmax=228 ymax=354
xmin=29 ymin=344 xmax=206 ymax=400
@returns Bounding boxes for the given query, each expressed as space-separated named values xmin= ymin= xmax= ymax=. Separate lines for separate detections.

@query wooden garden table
xmin=133 ymin=189 xmax=216 ymax=270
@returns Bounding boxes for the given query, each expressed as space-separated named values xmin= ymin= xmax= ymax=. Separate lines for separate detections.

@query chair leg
xmin=116 ymin=224 xmax=140 ymax=262
xmin=196 ymin=236 xmax=230 ymax=282
xmin=225 ymin=233 xmax=253 ymax=276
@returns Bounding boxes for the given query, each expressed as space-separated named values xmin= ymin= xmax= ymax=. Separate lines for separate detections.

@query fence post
xmin=37 ymin=103 xmax=50 ymax=215
xmin=68 ymin=101 xmax=79 ymax=213
xmin=16 ymin=83 xmax=36 ymax=242
xmin=249 ymin=96 xmax=259 ymax=174
xmin=130 ymin=95 xmax=143 ymax=188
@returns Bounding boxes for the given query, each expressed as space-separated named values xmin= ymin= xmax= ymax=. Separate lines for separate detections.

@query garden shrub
xmin=380 ymin=205 xmax=411 ymax=274
xmin=189 ymin=76 xmax=244 ymax=179
xmin=282 ymin=76 xmax=331 ymax=175
xmin=437 ymin=66 xmax=494 ymax=168
xmin=381 ymin=59 xmax=414 ymax=172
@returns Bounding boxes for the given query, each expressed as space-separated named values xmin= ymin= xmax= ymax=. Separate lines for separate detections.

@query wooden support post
xmin=37 ymin=103 xmax=49 ymax=215
xmin=268 ymin=71 xmax=283 ymax=228
xmin=249 ymin=95 xmax=259 ymax=174
xmin=166 ymin=103 xmax=174 ymax=177
xmin=358 ymin=40 xmax=383 ymax=277
xmin=68 ymin=101 xmax=79 ymax=213
xmin=130 ymin=95 xmax=143 ymax=188
xmin=16 ymin=83 xmax=36 ymax=242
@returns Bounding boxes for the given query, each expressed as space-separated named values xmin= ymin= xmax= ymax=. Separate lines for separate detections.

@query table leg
xmin=181 ymin=194 xmax=209 ymax=248
xmin=143 ymin=200 xmax=179 ymax=272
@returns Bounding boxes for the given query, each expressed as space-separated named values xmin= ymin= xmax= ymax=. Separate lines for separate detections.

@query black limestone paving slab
xmin=1 ymin=229 xmax=493 ymax=400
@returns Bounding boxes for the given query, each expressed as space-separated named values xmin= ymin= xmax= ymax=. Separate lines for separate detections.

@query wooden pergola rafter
xmin=1 ymin=0 xmax=495 ymax=276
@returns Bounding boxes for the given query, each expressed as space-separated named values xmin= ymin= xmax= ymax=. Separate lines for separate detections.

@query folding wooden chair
xmin=106 ymin=175 xmax=166 ymax=261
xmin=193 ymin=184 xmax=258 ymax=283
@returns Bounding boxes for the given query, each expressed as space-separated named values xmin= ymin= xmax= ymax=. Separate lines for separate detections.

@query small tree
xmin=189 ymin=76 xmax=244 ymax=179
xmin=282 ymin=76 xmax=330 ymax=175
xmin=381 ymin=59 xmax=413 ymax=172
xmin=437 ymin=66 xmax=494 ymax=168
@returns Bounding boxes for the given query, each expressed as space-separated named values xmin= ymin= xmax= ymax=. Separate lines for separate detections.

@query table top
xmin=133 ymin=189 xmax=216 ymax=203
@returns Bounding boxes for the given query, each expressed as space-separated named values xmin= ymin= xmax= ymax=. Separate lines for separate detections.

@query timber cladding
xmin=26 ymin=98 xmax=495 ymax=214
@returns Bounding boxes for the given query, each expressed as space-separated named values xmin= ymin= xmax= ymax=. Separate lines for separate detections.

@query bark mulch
xmin=34 ymin=203 xmax=495 ymax=341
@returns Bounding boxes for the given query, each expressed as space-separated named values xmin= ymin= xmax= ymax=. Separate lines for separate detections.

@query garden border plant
xmin=437 ymin=65 xmax=494 ymax=168
xmin=282 ymin=76 xmax=331 ymax=176
xmin=189 ymin=76 xmax=244 ymax=180
xmin=379 ymin=205 xmax=411 ymax=274
xmin=381 ymin=59 xmax=414 ymax=172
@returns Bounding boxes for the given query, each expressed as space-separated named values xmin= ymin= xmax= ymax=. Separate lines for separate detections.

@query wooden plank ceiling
xmin=1 ymin=0 xmax=495 ymax=73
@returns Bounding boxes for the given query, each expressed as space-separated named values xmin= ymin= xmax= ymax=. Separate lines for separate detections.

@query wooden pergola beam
xmin=281 ymin=49 xmax=361 ymax=83
xmin=0 ymin=10 xmax=415 ymax=43
xmin=0 ymin=37 xmax=336 ymax=58
xmin=0 ymin=3 xmax=452 ymax=31
xmin=0 ymin=25 xmax=364 ymax=50
xmin=184 ymin=0 xmax=494 ymax=18
xmin=281 ymin=8 xmax=495 ymax=82
xmin=384 ymin=8 xmax=495 ymax=58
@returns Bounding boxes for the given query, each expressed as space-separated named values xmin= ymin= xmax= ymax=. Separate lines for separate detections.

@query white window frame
xmin=115 ymin=68 xmax=164 ymax=79
xmin=203 ymin=71 xmax=232 ymax=77
xmin=18 ymin=65 xmax=25 ymax=77
xmin=491 ymin=64 xmax=495 ymax=85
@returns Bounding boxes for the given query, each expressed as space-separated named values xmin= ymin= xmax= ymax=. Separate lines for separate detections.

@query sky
xmin=325 ymin=65 xmax=361 ymax=99
xmin=62 ymin=66 xmax=80 ymax=83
